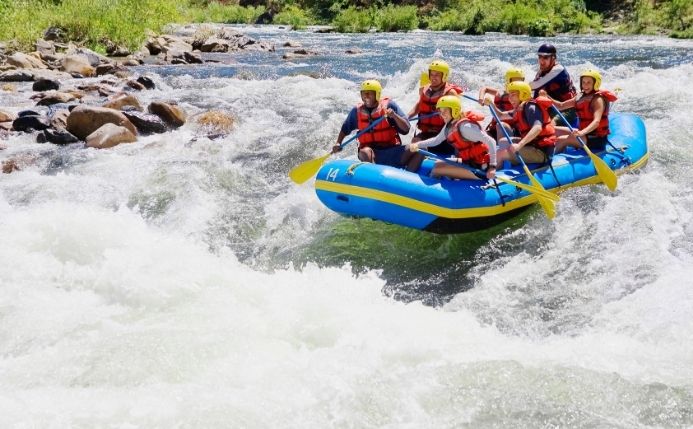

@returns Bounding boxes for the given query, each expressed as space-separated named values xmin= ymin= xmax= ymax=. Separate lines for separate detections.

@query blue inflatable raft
xmin=314 ymin=113 xmax=648 ymax=234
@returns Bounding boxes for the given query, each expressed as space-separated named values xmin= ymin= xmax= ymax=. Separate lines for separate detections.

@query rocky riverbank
xmin=0 ymin=25 xmax=284 ymax=173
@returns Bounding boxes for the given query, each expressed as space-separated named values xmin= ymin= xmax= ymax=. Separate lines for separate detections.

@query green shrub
xmin=187 ymin=3 xmax=265 ymax=24
xmin=375 ymin=5 xmax=419 ymax=32
xmin=273 ymin=5 xmax=315 ymax=29
xmin=331 ymin=7 xmax=373 ymax=33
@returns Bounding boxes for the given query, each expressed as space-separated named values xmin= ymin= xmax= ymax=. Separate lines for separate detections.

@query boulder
xmin=136 ymin=76 xmax=155 ymax=89
xmin=34 ymin=91 xmax=77 ymax=106
xmin=43 ymin=127 xmax=79 ymax=144
xmin=7 ymin=52 xmax=48 ymax=69
xmin=85 ymin=123 xmax=137 ymax=149
xmin=0 ymin=110 xmax=14 ymax=123
xmin=66 ymin=105 xmax=137 ymax=139
xmin=148 ymin=101 xmax=186 ymax=128
xmin=122 ymin=111 xmax=167 ymax=135
xmin=194 ymin=110 xmax=235 ymax=134
xmin=62 ymin=54 xmax=96 ymax=77
xmin=0 ymin=70 xmax=34 ymax=82
xmin=33 ymin=78 xmax=60 ymax=91
xmin=103 ymin=93 xmax=142 ymax=111
xmin=13 ymin=115 xmax=50 ymax=132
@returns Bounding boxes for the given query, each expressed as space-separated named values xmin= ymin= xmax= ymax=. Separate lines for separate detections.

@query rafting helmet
xmin=436 ymin=95 xmax=462 ymax=119
xmin=537 ymin=43 xmax=557 ymax=57
xmin=360 ymin=79 xmax=382 ymax=101
xmin=506 ymin=81 xmax=532 ymax=102
xmin=504 ymin=67 xmax=525 ymax=86
xmin=580 ymin=69 xmax=602 ymax=90
xmin=428 ymin=60 xmax=450 ymax=82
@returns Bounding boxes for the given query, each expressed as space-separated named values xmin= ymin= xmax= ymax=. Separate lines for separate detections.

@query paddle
xmin=417 ymin=149 xmax=559 ymax=202
xmin=486 ymin=101 xmax=557 ymax=219
xmin=289 ymin=116 xmax=386 ymax=184
xmin=551 ymin=106 xmax=617 ymax=192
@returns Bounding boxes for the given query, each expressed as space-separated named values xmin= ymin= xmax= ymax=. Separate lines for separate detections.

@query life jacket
xmin=417 ymin=82 xmax=464 ymax=133
xmin=532 ymin=67 xmax=577 ymax=102
xmin=356 ymin=98 xmax=401 ymax=149
xmin=575 ymin=90 xmax=618 ymax=138
xmin=495 ymin=92 xmax=514 ymax=112
xmin=488 ymin=91 xmax=516 ymax=131
xmin=513 ymin=97 xmax=556 ymax=148
xmin=445 ymin=111 xmax=490 ymax=166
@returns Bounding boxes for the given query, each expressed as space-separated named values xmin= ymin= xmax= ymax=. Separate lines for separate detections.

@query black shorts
xmin=585 ymin=135 xmax=608 ymax=151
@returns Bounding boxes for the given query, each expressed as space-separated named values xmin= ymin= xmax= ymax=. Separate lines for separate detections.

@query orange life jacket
xmin=446 ymin=111 xmax=490 ymax=166
xmin=356 ymin=98 xmax=401 ymax=149
xmin=488 ymin=91 xmax=516 ymax=130
xmin=513 ymin=97 xmax=556 ymax=148
xmin=417 ymin=82 xmax=464 ymax=133
xmin=575 ymin=90 xmax=618 ymax=138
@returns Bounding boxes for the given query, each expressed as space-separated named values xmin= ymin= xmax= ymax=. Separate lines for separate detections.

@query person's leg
xmin=496 ymin=122 xmax=515 ymax=148
xmin=401 ymin=150 xmax=424 ymax=172
xmin=358 ymin=147 xmax=375 ymax=162
xmin=555 ymin=134 xmax=580 ymax=153
xmin=431 ymin=161 xmax=481 ymax=180
xmin=518 ymin=145 xmax=548 ymax=164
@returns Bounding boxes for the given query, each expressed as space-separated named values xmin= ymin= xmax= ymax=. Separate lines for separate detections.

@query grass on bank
xmin=0 ymin=0 xmax=689 ymax=53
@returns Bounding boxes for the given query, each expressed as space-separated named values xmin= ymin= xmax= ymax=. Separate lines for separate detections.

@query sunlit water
xmin=1 ymin=26 xmax=692 ymax=427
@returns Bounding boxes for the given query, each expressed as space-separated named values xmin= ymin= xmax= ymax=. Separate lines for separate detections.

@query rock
xmin=148 ymin=101 xmax=186 ymax=128
xmin=95 ymin=63 xmax=116 ymax=76
xmin=120 ymin=58 xmax=141 ymax=67
xmin=0 ymin=70 xmax=34 ymax=82
xmin=33 ymin=78 xmax=60 ymax=91
xmin=126 ymin=80 xmax=146 ymax=91
xmin=62 ymin=54 xmax=96 ymax=77
xmin=44 ymin=127 xmax=79 ymax=144
xmin=161 ymin=38 xmax=193 ymax=54
xmin=44 ymin=27 xmax=65 ymax=42
xmin=170 ymin=58 xmax=188 ymax=65
xmin=145 ymin=37 xmax=163 ymax=55
xmin=7 ymin=52 xmax=48 ymax=69
xmin=103 ymin=93 xmax=142 ymax=111
xmin=194 ymin=110 xmax=235 ymax=134
xmin=136 ymin=76 xmax=155 ymax=89
xmin=283 ymin=41 xmax=301 ymax=48
xmin=200 ymin=37 xmax=232 ymax=53
xmin=183 ymin=51 xmax=203 ymax=64
xmin=34 ymin=91 xmax=77 ymax=106
xmin=122 ymin=111 xmax=167 ymax=135
xmin=345 ymin=48 xmax=362 ymax=54
xmin=0 ymin=110 xmax=14 ymax=123
xmin=66 ymin=105 xmax=138 ymax=139
xmin=13 ymin=115 xmax=50 ymax=132
xmin=66 ymin=46 xmax=109 ymax=66
xmin=50 ymin=110 xmax=70 ymax=129
xmin=85 ymin=123 xmax=137 ymax=149
xmin=36 ymin=39 xmax=56 ymax=57
xmin=105 ymin=41 xmax=130 ymax=57
xmin=0 ymin=121 xmax=12 ymax=131
xmin=18 ymin=109 xmax=46 ymax=117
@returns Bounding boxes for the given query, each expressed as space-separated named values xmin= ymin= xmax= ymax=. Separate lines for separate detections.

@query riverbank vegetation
xmin=0 ymin=0 xmax=689 ymax=53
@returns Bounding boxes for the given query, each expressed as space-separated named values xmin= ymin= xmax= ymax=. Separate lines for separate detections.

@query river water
xmin=1 ymin=26 xmax=692 ymax=427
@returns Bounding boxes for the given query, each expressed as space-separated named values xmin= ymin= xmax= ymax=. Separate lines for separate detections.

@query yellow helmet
xmin=580 ymin=69 xmax=602 ymax=90
xmin=504 ymin=67 xmax=525 ymax=85
xmin=428 ymin=60 xmax=450 ymax=82
xmin=436 ymin=95 xmax=462 ymax=119
xmin=506 ymin=81 xmax=532 ymax=102
xmin=360 ymin=79 xmax=382 ymax=101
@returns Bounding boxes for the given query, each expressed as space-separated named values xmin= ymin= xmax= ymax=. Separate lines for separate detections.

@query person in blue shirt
xmin=530 ymin=43 xmax=578 ymax=124
xmin=332 ymin=80 xmax=422 ymax=171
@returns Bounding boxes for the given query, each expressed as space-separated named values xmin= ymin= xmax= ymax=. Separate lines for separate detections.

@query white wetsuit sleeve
xmin=530 ymin=64 xmax=565 ymax=90
xmin=415 ymin=127 xmax=447 ymax=149
xmin=460 ymin=122 xmax=497 ymax=166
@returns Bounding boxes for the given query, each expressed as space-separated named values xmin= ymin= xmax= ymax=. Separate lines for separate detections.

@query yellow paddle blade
xmin=586 ymin=148 xmax=618 ymax=192
xmin=289 ymin=153 xmax=331 ymax=184
xmin=522 ymin=164 xmax=557 ymax=220
xmin=419 ymin=71 xmax=430 ymax=87
xmin=495 ymin=177 xmax=560 ymax=202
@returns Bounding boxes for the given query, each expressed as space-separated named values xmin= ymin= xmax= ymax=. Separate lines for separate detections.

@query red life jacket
xmin=494 ymin=92 xmax=514 ymax=112
xmin=356 ymin=98 xmax=401 ymax=149
xmin=513 ymin=97 xmax=556 ymax=148
xmin=417 ymin=82 xmax=463 ymax=133
xmin=446 ymin=111 xmax=490 ymax=166
xmin=488 ymin=91 xmax=516 ymax=130
xmin=575 ymin=89 xmax=618 ymax=138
